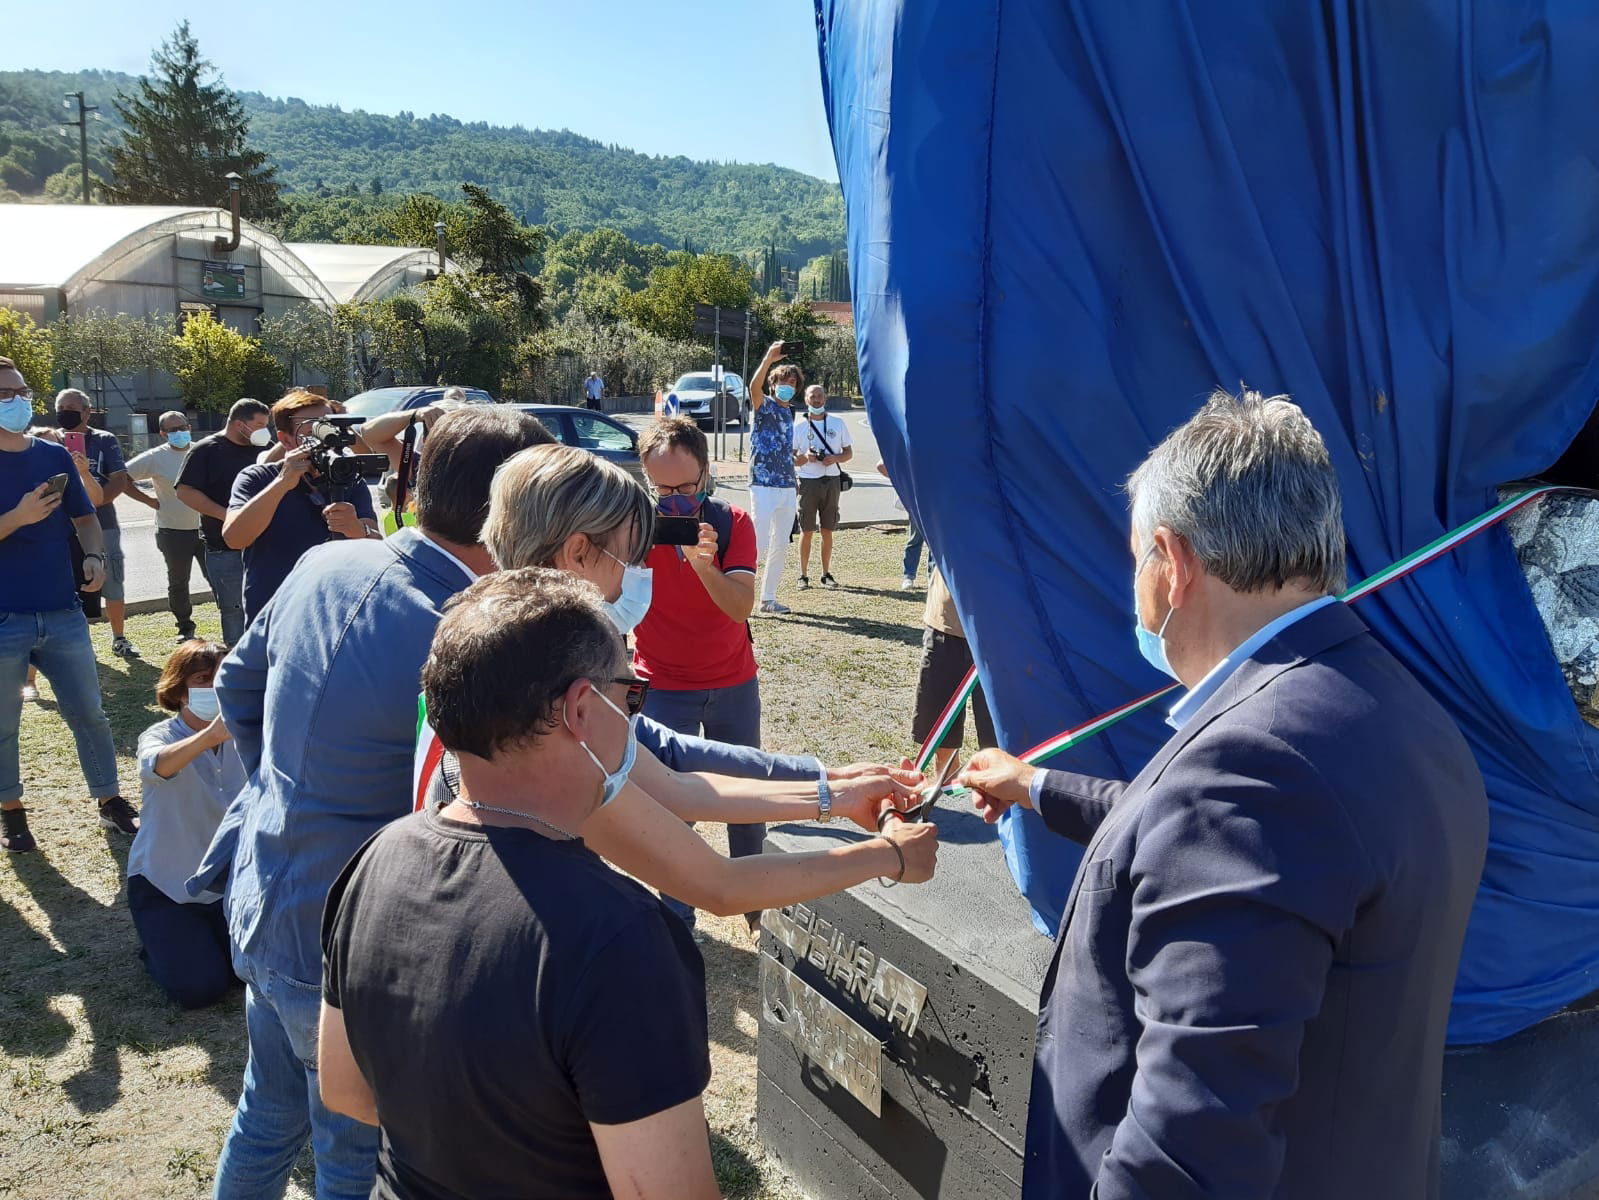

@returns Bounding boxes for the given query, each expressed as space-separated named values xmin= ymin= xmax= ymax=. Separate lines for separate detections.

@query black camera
xmin=302 ymin=415 xmax=389 ymax=497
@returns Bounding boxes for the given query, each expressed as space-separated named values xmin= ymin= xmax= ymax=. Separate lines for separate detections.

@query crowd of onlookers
xmin=3 ymin=348 xmax=1497 ymax=1198
xmin=0 ymin=346 xmax=949 ymax=1198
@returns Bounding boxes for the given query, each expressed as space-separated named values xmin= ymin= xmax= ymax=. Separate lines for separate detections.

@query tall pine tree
xmin=102 ymin=22 xmax=279 ymax=216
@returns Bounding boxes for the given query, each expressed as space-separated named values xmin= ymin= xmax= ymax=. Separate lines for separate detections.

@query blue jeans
xmin=213 ymin=961 xmax=378 ymax=1200
xmin=903 ymin=521 xmax=926 ymax=582
xmin=643 ymin=676 xmax=765 ymax=926
xmin=0 ymin=608 xmax=117 ymax=804
xmin=208 ymin=548 xmax=246 ymax=647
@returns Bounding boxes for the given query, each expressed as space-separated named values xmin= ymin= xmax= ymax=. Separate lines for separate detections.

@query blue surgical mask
xmin=166 ymin=430 xmax=192 ymax=449
xmin=569 ymin=687 xmax=638 ymax=807
xmin=806 ymin=403 xmax=827 ymax=415
xmin=0 ymin=397 xmax=33 ymax=434
xmin=598 ymin=547 xmax=654 ymax=635
xmin=185 ymin=687 xmax=221 ymax=721
xmin=1133 ymin=546 xmax=1180 ymax=681
xmin=774 ymin=384 xmax=796 ymax=404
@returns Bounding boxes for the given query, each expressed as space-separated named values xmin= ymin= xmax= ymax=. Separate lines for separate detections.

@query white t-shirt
xmin=793 ymin=413 xmax=853 ymax=479
xmin=125 ymin=443 xmax=202 ymax=531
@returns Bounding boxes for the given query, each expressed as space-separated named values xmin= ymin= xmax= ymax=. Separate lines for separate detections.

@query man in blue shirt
xmin=223 ymin=390 xmax=378 ymax=625
xmin=0 ymin=358 xmax=138 ymax=852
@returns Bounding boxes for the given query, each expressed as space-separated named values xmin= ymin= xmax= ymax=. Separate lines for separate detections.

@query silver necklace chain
xmin=454 ymin=796 xmax=579 ymax=841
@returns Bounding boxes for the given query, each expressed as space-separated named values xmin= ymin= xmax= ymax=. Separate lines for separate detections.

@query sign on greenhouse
xmin=201 ymin=261 xmax=247 ymax=300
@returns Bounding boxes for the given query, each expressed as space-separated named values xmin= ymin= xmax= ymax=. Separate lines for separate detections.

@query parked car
xmin=668 ymin=372 xmax=742 ymax=429
xmin=341 ymin=385 xmax=496 ymax=419
xmin=513 ymin=404 xmax=647 ymax=485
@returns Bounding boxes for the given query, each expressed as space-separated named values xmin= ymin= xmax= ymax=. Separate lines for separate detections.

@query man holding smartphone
xmin=0 ymin=358 xmax=137 ymax=851
xmin=52 ymin=389 xmax=139 ymax=660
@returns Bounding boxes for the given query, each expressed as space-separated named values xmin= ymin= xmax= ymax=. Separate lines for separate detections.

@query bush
xmin=241 ymin=342 xmax=288 ymax=403
xmin=0 ymin=308 xmax=54 ymax=405
xmin=169 ymin=311 xmax=251 ymax=412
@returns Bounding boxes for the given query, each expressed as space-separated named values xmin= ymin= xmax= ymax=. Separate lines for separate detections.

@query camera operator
xmin=222 ymin=390 xmax=379 ymax=623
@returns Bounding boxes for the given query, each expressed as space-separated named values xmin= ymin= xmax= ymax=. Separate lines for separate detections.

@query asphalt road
xmin=119 ymin=408 xmax=906 ymax=609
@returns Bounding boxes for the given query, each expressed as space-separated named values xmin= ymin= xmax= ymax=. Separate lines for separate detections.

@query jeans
xmin=750 ymin=486 xmax=798 ymax=604
xmin=213 ymin=961 xmax=379 ymax=1200
xmin=207 ymin=548 xmax=246 ymax=647
xmin=155 ymin=528 xmax=208 ymax=638
xmin=903 ymin=521 xmax=926 ymax=582
xmin=644 ymin=676 xmax=765 ymax=927
xmin=0 ymin=608 xmax=118 ymax=804
xmin=127 ymin=873 xmax=236 ymax=1009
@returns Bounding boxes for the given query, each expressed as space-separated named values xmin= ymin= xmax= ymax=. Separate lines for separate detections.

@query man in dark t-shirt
xmin=222 ymin=391 xmax=378 ymax=624
xmin=319 ymin=569 xmax=719 ymax=1200
xmin=176 ymin=398 xmax=270 ymax=645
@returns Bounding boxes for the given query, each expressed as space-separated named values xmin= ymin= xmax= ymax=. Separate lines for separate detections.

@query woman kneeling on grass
xmin=127 ymin=639 xmax=243 ymax=1009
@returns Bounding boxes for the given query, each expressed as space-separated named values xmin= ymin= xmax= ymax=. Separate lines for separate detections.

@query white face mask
xmin=249 ymin=426 xmax=273 ymax=448
xmin=597 ymin=546 xmax=653 ymax=635
xmin=186 ymin=687 xmax=221 ymax=721
xmin=566 ymin=687 xmax=638 ymax=808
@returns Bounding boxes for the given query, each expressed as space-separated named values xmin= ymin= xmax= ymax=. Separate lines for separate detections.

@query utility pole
xmin=61 ymin=91 xmax=99 ymax=204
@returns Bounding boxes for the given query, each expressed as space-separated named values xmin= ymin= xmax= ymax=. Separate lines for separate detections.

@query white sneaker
xmin=901 ymin=577 xmax=916 ymax=591
xmin=759 ymin=600 xmax=791 ymax=615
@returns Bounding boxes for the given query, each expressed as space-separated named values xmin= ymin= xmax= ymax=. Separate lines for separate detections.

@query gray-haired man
xmin=126 ymin=410 xmax=206 ymax=642
xmin=961 ymin=388 xmax=1489 ymax=1200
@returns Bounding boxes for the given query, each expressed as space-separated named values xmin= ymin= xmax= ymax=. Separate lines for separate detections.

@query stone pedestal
xmin=756 ymin=811 xmax=1050 ymax=1199
xmin=756 ymin=813 xmax=1599 ymax=1200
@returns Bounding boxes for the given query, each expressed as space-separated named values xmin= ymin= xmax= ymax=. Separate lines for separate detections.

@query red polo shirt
xmin=633 ymin=505 xmax=759 ymax=690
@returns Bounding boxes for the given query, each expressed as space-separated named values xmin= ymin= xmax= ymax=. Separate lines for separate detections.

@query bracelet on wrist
xmin=816 ymin=774 xmax=834 ymax=823
xmin=877 ymin=834 xmax=906 ymax=888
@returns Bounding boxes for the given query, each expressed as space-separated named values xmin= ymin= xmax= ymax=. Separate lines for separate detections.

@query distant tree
xmin=51 ymin=309 xmax=174 ymax=386
xmin=623 ymin=253 xmax=754 ymax=342
xmin=41 ymin=166 xmax=106 ymax=203
xmin=0 ymin=309 xmax=54 ymax=405
xmin=257 ymin=304 xmax=349 ymax=395
xmin=751 ymin=295 xmax=826 ymax=376
xmin=169 ymin=311 xmax=252 ymax=412
xmin=102 ymin=22 xmax=279 ymax=216
xmin=368 ymin=176 xmax=383 ymax=196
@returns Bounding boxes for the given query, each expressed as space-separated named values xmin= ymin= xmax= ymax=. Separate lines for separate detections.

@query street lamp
xmin=60 ymin=92 xmax=99 ymax=205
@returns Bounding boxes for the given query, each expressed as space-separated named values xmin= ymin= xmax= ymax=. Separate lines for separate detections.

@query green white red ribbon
xmin=914 ymin=485 xmax=1567 ymax=774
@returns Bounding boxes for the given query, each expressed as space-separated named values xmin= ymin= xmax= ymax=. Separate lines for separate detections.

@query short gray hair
xmin=483 ymin=443 xmax=655 ymax=570
xmin=55 ymin=388 xmax=92 ymax=409
xmin=440 ymin=386 xmax=468 ymax=408
xmin=1128 ymin=387 xmax=1346 ymax=594
xmin=158 ymin=409 xmax=187 ymax=431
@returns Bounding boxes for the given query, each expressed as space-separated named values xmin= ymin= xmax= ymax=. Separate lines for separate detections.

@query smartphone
xmin=44 ymin=472 xmax=69 ymax=497
xmin=779 ymin=340 xmax=804 ymax=358
xmin=653 ymin=516 xmax=701 ymax=546
xmin=62 ymin=430 xmax=87 ymax=458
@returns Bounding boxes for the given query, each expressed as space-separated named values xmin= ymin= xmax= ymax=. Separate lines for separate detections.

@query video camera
xmin=301 ymin=414 xmax=389 ymax=499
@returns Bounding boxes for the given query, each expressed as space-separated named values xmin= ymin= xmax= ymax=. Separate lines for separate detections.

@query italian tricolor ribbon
xmin=913 ymin=485 xmax=1569 ymax=774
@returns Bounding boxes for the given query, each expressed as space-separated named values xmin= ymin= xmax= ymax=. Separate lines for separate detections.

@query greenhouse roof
xmin=283 ymin=242 xmax=449 ymax=305
xmin=0 ymin=205 xmax=214 ymax=290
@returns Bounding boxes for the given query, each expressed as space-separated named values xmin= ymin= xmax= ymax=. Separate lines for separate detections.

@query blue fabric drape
xmin=815 ymin=0 xmax=1599 ymax=1043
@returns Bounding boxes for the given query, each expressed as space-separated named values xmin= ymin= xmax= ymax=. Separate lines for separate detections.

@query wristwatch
xmin=816 ymin=772 xmax=834 ymax=823
xmin=82 ymin=552 xmax=104 ymax=564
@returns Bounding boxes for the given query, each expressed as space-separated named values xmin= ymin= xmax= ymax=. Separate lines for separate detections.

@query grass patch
xmin=0 ymin=524 xmax=953 ymax=1198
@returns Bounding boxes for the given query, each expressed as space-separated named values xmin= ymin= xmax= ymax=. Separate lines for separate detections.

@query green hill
xmin=0 ymin=68 xmax=845 ymax=259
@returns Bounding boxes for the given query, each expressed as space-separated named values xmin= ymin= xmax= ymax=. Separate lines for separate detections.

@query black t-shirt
xmin=175 ymin=432 xmax=263 ymax=551
xmin=322 ymin=808 xmax=711 ymax=1200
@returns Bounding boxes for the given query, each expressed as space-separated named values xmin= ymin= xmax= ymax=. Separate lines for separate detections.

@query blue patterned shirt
xmin=750 ymin=400 xmax=797 ymax=488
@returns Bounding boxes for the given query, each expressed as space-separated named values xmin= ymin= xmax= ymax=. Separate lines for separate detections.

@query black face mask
xmin=57 ymin=410 xmax=84 ymax=430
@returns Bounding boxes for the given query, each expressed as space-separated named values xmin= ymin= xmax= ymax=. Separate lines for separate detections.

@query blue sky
xmin=9 ymin=1 xmax=840 ymax=181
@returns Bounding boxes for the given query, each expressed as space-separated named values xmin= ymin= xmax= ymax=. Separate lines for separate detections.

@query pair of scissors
xmin=903 ymin=753 xmax=965 ymax=824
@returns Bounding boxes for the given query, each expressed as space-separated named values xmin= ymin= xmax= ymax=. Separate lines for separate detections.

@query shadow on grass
xmin=711 ymin=1128 xmax=771 ymax=1200
xmin=700 ymin=929 xmax=759 ymax=1058
xmin=773 ymin=611 xmax=924 ymax=648
xmin=0 ymin=837 xmax=242 ymax=1117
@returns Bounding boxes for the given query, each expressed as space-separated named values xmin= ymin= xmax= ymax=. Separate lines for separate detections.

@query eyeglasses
xmin=607 ymin=676 xmax=650 ymax=716
xmin=0 ymin=386 xmax=33 ymax=401
xmin=650 ymin=479 xmax=705 ymax=498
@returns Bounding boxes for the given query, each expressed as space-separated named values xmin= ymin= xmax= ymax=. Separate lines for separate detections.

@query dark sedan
xmin=512 ymin=404 xmax=646 ymax=485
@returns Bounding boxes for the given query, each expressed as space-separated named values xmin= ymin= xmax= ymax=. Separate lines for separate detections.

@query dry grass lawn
xmin=0 ymin=524 xmax=950 ymax=1200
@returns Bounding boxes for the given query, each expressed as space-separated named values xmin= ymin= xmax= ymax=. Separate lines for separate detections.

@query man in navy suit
xmin=960 ymin=389 xmax=1489 ymax=1200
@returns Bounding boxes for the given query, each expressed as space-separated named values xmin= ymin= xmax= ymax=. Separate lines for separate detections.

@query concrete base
xmin=757 ymin=812 xmax=1051 ymax=1200
xmin=757 ymin=817 xmax=1599 ymax=1200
